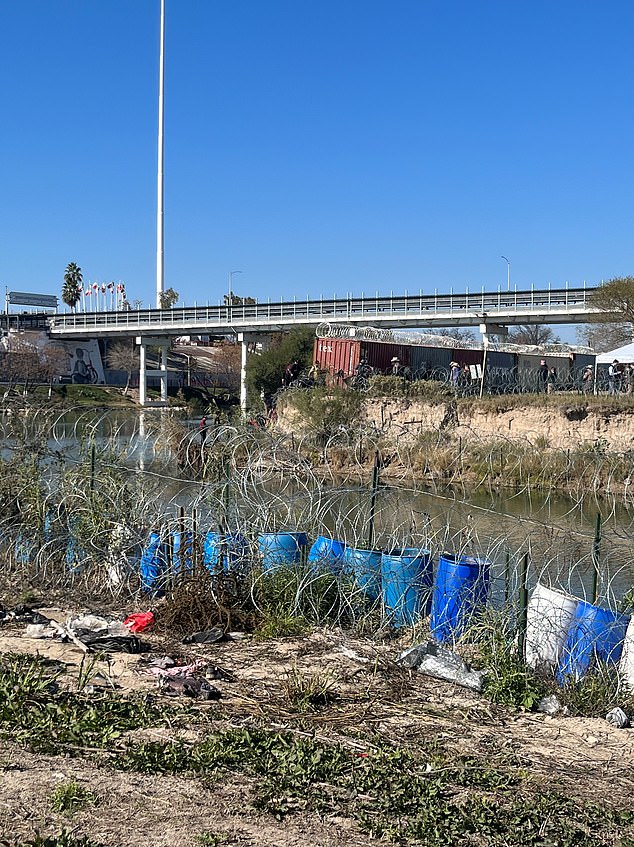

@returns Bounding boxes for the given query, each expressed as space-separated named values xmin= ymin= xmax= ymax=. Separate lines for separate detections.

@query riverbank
xmin=274 ymin=388 xmax=634 ymax=496
xmin=1 ymin=611 xmax=633 ymax=847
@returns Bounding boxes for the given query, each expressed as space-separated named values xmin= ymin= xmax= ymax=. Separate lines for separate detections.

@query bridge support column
xmin=136 ymin=336 xmax=170 ymax=407
xmin=238 ymin=332 xmax=248 ymax=414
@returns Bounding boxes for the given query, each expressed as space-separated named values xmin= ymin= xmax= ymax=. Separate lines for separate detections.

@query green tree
xmin=246 ymin=326 xmax=315 ymax=400
xmin=159 ymin=287 xmax=179 ymax=308
xmin=62 ymin=262 xmax=83 ymax=311
xmin=224 ymin=293 xmax=256 ymax=305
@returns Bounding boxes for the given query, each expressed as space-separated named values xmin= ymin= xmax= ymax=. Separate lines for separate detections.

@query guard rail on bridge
xmin=47 ymin=286 xmax=603 ymax=338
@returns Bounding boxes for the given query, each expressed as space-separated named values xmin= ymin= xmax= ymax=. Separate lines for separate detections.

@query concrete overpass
xmin=44 ymin=285 xmax=609 ymax=408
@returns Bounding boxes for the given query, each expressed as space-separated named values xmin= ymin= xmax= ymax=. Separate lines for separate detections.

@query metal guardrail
xmin=47 ymin=286 xmax=600 ymax=336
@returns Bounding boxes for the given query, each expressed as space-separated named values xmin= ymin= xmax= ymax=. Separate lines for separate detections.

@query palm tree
xmin=62 ymin=262 xmax=83 ymax=311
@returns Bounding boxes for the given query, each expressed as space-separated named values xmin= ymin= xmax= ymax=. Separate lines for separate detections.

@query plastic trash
xmin=537 ymin=694 xmax=563 ymax=716
xmin=123 ymin=611 xmax=155 ymax=633
xmin=182 ymin=627 xmax=225 ymax=645
xmin=67 ymin=614 xmax=128 ymax=637
xmin=605 ymin=707 xmax=630 ymax=728
xmin=25 ymin=623 xmax=57 ymax=639
xmin=397 ymin=641 xmax=485 ymax=692
xmin=81 ymin=633 xmax=151 ymax=653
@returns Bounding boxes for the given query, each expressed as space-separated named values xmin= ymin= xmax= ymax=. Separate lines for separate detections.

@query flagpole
xmin=156 ymin=0 xmax=165 ymax=308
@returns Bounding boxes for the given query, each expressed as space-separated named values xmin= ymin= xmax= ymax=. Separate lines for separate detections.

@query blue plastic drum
xmin=204 ymin=531 xmax=249 ymax=574
xmin=140 ymin=531 xmax=166 ymax=593
xmin=308 ymin=535 xmax=346 ymax=573
xmin=342 ymin=547 xmax=382 ymax=601
xmin=430 ymin=553 xmax=491 ymax=644
xmin=258 ymin=532 xmax=308 ymax=572
xmin=557 ymin=600 xmax=630 ymax=681
xmin=381 ymin=548 xmax=434 ymax=628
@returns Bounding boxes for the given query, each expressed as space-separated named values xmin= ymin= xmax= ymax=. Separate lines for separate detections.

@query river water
xmin=1 ymin=407 xmax=632 ymax=604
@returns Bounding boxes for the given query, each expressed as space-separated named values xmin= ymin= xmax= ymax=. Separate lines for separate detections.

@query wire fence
xmin=0 ymin=406 xmax=632 ymax=630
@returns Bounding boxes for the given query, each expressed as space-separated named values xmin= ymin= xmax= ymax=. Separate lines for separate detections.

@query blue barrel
xmin=430 ymin=553 xmax=491 ymax=644
xmin=342 ymin=547 xmax=382 ymax=601
xmin=557 ymin=600 xmax=630 ymax=681
xmin=308 ymin=535 xmax=346 ymax=573
xmin=140 ymin=531 xmax=166 ymax=593
xmin=204 ymin=531 xmax=249 ymax=573
xmin=381 ymin=548 xmax=433 ymax=628
xmin=258 ymin=532 xmax=308 ymax=572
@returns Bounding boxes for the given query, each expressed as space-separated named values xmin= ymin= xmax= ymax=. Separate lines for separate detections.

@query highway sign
xmin=8 ymin=291 xmax=58 ymax=308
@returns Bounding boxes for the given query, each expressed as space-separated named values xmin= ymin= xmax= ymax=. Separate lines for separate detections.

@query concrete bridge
xmin=44 ymin=285 xmax=606 ymax=408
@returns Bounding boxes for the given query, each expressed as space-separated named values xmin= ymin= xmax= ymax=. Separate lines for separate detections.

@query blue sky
xmin=1 ymin=0 xmax=633 ymax=313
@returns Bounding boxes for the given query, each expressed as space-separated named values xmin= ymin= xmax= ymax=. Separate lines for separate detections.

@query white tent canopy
xmin=596 ymin=342 xmax=634 ymax=364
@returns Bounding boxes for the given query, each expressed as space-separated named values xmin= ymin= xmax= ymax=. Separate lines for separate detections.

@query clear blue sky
xmin=1 ymin=0 xmax=633 ymax=311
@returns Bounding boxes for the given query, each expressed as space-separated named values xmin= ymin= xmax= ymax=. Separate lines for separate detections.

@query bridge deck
xmin=46 ymin=287 xmax=606 ymax=338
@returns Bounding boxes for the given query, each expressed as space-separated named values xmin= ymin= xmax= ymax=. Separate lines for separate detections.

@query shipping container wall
xmin=452 ymin=348 xmax=483 ymax=367
xmin=409 ymin=345 xmax=452 ymax=377
xmin=361 ymin=342 xmax=411 ymax=374
xmin=486 ymin=351 xmax=516 ymax=369
xmin=314 ymin=338 xmax=361 ymax=378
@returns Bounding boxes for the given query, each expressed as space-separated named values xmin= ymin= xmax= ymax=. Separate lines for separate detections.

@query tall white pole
xmin=156 ymin=0 xmax=165 ymax=308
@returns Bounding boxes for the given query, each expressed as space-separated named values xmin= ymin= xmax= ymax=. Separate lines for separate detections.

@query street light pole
xmin=501 ymin=256 xmax=510 ymax=291
xmin=227 ymin=270 xmax=243 ymax=305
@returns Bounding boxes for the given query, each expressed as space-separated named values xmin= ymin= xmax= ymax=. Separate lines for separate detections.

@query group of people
xmin=608 ymin=359 xmax=634 ymax=395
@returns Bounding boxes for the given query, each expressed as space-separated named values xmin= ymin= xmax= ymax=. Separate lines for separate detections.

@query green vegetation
xmin=61 ymin=262 xmax=83 ymax=311
xmin=8 ymin=833 xmax=104 ymax=847
xmin=246 ymin=326 xmax=314 ymax=400
xmin=0 ymin=654 xmax=173 ymax=754
xmin=279 ymin=385 xmax=362 ymax=437
xmin=283 ymin=666 xmax=338 ymax=711
xmin=50 ymin=782 xmax=97 ymax=815
xmin=195 ymin=834 xmax=227 ymax=847
xmin=115 ymin=727 xmax=633 ymax=845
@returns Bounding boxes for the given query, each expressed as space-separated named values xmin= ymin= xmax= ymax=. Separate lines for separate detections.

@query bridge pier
xmin=136 ymin=336 xmax=169 ymax=406
xmin=238 ymin=332 xmax=248 ymax=414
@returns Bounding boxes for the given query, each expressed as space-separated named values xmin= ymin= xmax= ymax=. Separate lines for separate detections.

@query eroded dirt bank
xmin=279 ymin=393 xmax=634 ymax=451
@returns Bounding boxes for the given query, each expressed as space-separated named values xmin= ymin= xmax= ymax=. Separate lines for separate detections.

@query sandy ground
xmin=1 ymin=610 xmax=634 ymax=845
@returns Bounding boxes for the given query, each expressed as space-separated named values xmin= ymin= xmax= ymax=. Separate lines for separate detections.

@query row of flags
xmin=83 ymin=282 xmax=126 ymax=296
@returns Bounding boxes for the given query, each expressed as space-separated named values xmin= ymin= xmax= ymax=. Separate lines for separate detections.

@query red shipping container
xmin=314 ymin=338 xmax=361 ymax=378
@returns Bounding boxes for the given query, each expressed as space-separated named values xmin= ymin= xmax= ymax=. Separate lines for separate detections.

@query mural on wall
xmin=3 ymin=332 xmax=107 ymax=384
xmin=63 ymin=340 xmax=106 ymax=384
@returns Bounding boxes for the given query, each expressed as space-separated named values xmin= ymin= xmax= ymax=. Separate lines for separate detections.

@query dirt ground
xmin=1 ymin=609 xmax=634 ymax=846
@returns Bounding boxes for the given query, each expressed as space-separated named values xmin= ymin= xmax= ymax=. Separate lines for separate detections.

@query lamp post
xmin=227 ymin=270 xmax=243 ymax=305
xmin=501 ymin=256 xmax=510 ymax=291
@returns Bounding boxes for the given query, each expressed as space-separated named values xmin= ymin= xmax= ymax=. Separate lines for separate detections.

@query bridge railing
xmin=47 ymin=286 xmax=595 ymax=332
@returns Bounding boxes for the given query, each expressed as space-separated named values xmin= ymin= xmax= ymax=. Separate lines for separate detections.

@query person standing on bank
xmin=538 ymin=359 xmax=549 ymax=392
xmin=199 ymin=415 xmax=208 ymax=445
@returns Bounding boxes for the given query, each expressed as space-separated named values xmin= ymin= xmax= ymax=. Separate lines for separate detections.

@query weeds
xmin=557 ymin=663 xmax=634 ymax=717
xmin=0 ymin=653 xmax=174 ymax=754
xmin=5 ymin=833 xmax=105 ymax=847
xmin=472 ymin=616 xmax=545 ymax=710
xmin=283 ymin=666 xmax=338 ymax=711
xmin=194 ymin=834 xmax=227 ymax=847
xmin=50 ymin=781 xmax=97 ymax=814
xmin=115 ymin=727 xmax=634 ymax=845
